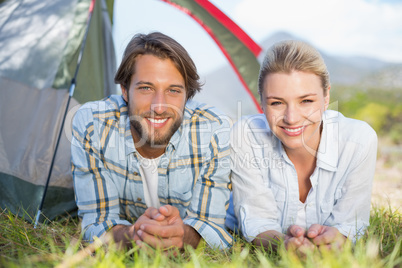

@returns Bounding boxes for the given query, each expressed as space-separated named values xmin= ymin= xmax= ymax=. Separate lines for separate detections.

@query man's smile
xmin=146 ymin=117 xmax=170 ymax=128
xmin=147 ymin=117 xmax=168 ymax=124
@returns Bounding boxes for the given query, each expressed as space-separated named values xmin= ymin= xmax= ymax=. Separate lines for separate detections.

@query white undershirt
xmin=137 ymin=154 xmax=162 ymax=208
xmin=295 ymin=200 xmax=307 ymax=229
xmin=295 ymin=185 xmax=314 ymax=230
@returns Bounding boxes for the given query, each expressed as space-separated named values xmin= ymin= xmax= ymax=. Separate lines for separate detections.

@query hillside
xmin=195 ymin=31 xmax=402 ymax=119
xmin=258 ymin=31 xmax=400 ymax=86
xmin=210 ymin=31 xmax=402 ymax=88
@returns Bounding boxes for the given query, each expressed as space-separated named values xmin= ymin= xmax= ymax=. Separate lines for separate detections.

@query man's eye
xmin=169 ymin=88 xmax=181 ymax=94
xmin=302 ymin=99 xmax=313 ymax=103
xmin=139 ymin=86 xmax=151 ymax=91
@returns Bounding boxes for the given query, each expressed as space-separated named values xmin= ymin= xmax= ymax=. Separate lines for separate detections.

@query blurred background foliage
xmin=331 ymin=86 xmax=402 ymax=145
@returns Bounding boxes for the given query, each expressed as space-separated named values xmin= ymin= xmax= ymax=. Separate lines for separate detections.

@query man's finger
xmin=133 ymin=214 xmax=169 ymax=234
xmin=144 ymin=207 xmax=166 ymax=221
xmin=137 ymin=229 xmax=183 ymax=249
xmin=159 ymin=205 xmax=180 ymax=218
xmin=135 ymin=216 xmax=159 ymax=227
xmin=158 ymin=205 xmax=182 ymax=225
xmin=139 ymin=223 xmax=184 ymax=238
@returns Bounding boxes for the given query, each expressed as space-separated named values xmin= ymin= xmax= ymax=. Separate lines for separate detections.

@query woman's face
xmin=261 ymin=70 xmax=329 ymax=154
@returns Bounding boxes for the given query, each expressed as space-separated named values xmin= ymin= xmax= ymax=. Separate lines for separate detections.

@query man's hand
xmin=307 ymin=224 xmax=346 ymax=250
xmin=284 ymin=225 xmax=315 ymax=256
xmin=112 ymin=205 xmax=201 ymax=250
xmin=133 ymin=206 xmax=168 ymax=231
xmin=111 ymin=224 xmax=138 ymax=248
xmin=136 ymin=205 xmax=202 ymax=249
xmin=136 ymin=205 xmax=185 ymax=249
xmin=111 ymin=207 xmax=163 ymax=248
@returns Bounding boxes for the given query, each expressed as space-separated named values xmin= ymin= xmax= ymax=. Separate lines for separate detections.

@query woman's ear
xmin=324 ymin=86 xmax=331 ymax=110
xmin=259 ymin=92 xmax=265 ymax=113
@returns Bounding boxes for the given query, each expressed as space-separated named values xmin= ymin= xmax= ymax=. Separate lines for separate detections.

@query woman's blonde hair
xmin=258 ymin=40 xmax=330 ymax=97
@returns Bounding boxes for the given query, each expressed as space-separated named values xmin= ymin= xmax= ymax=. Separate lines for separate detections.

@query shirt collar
xmin=168 ymin=124 xmax=182 ymax=149
xmin=125 ymin=118 xmax=135 ymax=156
xmin=315 ymin=110 xmax=339 ymax=172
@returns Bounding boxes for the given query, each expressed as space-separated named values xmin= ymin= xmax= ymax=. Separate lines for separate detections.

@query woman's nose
xmin=283 ymin=105 xmax=300 ymax=125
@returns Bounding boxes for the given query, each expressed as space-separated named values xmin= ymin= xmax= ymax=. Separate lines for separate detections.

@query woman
xmin=226 ymin=40 xmax=377 ymax=253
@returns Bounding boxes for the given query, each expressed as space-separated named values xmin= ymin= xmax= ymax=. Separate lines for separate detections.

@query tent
xmin=0 ymin=0 xmax=116 ymax=221
xmin=0 ymin=0 xmax=261 ymax=222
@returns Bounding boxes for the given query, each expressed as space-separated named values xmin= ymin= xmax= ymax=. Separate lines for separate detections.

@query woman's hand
xmin=307 ymin=224 xmax=347 ymax=250
xmin=285 ymin=225 xmax=315 ymax=256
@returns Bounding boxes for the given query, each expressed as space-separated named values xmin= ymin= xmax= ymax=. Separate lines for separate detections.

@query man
xmin=71 ymin=32 xmax=232 ymax=250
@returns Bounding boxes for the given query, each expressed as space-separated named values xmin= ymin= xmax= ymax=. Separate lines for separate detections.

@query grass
xmin=0 ymin=206 xmax=401 ymax=268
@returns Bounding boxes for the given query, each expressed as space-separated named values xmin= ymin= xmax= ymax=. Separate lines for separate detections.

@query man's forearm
xmin=111 ymin=224 xmax=136 ymax=248
xmin=183 ymin=224 xmax=201 ymax=248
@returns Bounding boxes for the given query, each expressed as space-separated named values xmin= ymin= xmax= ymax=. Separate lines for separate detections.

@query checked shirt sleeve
xmin=71 ymin=105 xmax=131 ymax=241
xmin=183 ymin=116 xmax=233 ymax=249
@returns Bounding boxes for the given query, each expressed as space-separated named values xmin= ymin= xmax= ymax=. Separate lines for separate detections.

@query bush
xmin=354 ymin=102 xmax=390 ymax=133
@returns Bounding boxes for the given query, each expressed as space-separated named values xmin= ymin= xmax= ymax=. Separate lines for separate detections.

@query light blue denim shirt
xmin=226 ymin=110 xmax=377 ymax=243
xmin=71 ymin=95 xmax=232 ymax=249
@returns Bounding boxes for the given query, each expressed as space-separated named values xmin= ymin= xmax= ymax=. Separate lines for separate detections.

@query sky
xmin=113 ymin=0 xmax=402 ymax=76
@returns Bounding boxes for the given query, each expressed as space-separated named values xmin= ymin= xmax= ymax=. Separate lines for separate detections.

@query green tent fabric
xmin=0 ymin=0 xmax=261 ymax=222
xmin=0 ymin=0 xmax=116 ymax=222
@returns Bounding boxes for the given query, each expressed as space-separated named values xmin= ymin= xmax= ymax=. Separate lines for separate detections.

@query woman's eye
xmin=270 ymin=101 xmax=282 ymax=106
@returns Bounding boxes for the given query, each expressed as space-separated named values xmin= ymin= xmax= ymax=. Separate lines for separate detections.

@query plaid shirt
xmin=71 ymin=95 xmax=232 ymax=249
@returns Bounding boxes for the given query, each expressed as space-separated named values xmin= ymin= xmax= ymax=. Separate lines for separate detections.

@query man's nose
xmin=151 ymin=90 xmax=168 ymax=115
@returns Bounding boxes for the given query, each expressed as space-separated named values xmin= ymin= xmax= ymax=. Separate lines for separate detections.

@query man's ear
xmin=121 ymin=85 xmax=128 ymax=102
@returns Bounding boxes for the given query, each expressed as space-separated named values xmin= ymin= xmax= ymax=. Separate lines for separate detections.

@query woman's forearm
xmin=253 ymin=230 xmax=285 ymax=249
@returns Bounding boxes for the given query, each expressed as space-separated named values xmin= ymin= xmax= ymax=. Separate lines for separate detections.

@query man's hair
xmin=114 ymin=32 xmax=201 ymax=100
xmin=258 ymin=40 xmax=330 ymax=97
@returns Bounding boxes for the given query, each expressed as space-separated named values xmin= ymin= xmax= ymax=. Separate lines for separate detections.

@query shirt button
xmin=137 ymin=198 xmax=142 ymax=201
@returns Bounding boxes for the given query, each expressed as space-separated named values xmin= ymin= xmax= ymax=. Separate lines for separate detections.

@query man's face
xmin=122 ymin=54 xmax=186 ymax=148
